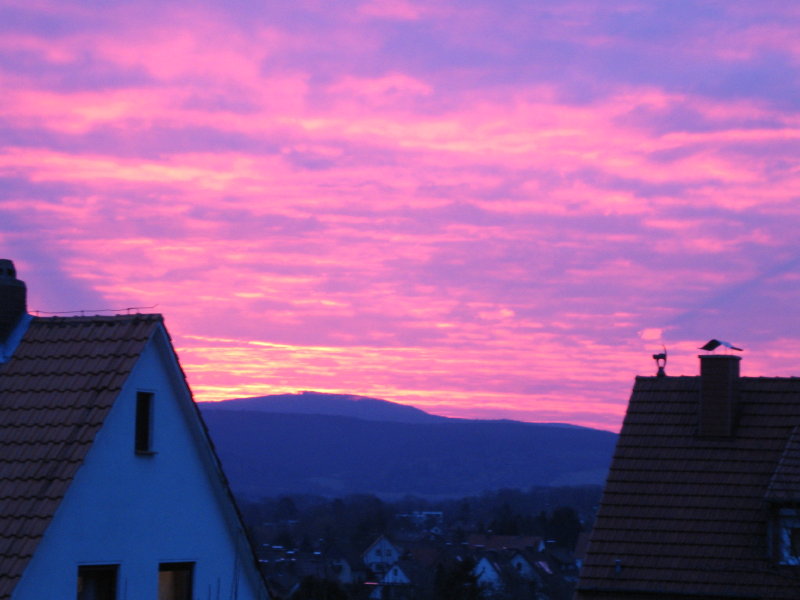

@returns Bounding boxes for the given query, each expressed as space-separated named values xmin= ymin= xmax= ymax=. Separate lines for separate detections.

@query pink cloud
xmin=358 ymin=0 xmax=428 ymax=21
xmin=3 ymin=0 xmax=800 ymax=432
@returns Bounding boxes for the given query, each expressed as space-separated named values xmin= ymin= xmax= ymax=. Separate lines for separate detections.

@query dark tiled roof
xmin=575 ymin=375 xmax=800 ymax=599
xmin=766 ymin=425 xmax=800 ymax=502
xmin=0 ymin=315 xmax=161 ymax=599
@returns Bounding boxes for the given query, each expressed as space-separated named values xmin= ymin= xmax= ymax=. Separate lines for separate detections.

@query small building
xmin=473 ymin=556 xmax=504 ymax=594
xmin=472 ymin=551 xmax=547 ymax=599
xmin=508 ymin=550 xmax=539 ymax=582
xmin=0 ymin=260 xmax=270 ymax=600
xmin=362 ymin=534 xmax=403 ymax=576
xmin=576 ymin=351 xmax=800 ymax=599
xmin=467 ymin=534 xmax=544 ymax=552
xmin=368 ymin=562 xmax=414 ymax=600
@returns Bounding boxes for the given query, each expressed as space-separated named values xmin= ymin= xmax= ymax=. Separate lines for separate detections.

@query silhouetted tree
xmin=434 ymin=558 xmax=481 ymax=600
xmin=275 ymin=496 xmax=299 ymax=521
xmin=290 ymin=576 xmax=349 ymax=600
xmin=546 ymin=506 xmax=582 ymax=549
xmin=271 ymin=530 xmax=295 ymax=550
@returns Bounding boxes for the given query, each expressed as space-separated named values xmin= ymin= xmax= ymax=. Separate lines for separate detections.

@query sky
xmin=2 ymin=0 xmax=800 ymax=431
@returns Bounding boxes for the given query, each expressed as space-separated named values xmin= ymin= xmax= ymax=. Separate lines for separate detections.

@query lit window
xmin=159 ymin=562 xmax=194 ymax=600
xmin=135 ymin=392 xmax=154 ymax=454
xmin=77 ymin=565 xmax=118 ymax=600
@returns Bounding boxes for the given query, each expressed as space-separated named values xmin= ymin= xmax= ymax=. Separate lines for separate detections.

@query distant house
xmin=368 ymin=562 xmax=413 ymax=599
xmin=467 ymin=534 xmax=544 ymax=552
xmin=0 ymin=260 xmax=270 ymax=600
xmin=362 ymin=534 xmax=402 ymax=576
xmin=508 ymin=550 xmax=539 ymax=582
xmin=473 ymin=556 xmax=504 ymax=594
xmin=575 ymin=352 xmax=800 ymax=599
xmin=472 ymin=551 xmax=548 ymax=599
xmin=396 ymin=510 xmax=444 ymax=534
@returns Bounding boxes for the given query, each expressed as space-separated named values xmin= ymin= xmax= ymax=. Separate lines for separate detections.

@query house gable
xmin=509 ymin=551 xmax=536 ymax=580
xmin=381 ymin=564 xmax=411 ymax=585
xmin=0 ymin=315 xmax=155 ymax=597
xmin=363 ymin=535 xmax=401 ymax=574
xmin=2 ymin=316 xmax=268 ymax=600
xmin=473 ymin=556 xmax=503 ymax=590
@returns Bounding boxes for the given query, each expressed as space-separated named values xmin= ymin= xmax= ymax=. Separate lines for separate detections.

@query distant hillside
xmin=199 ymin=391 xmax=445 ymax=424
xmin=199 ymin=404 xmax=617 ymax=499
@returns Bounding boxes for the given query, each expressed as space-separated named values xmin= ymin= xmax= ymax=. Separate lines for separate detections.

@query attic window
xmin=135 ymin=391 xmax=154 ymax=454
xmin=776 ymin=508 xmax=800 ymax=565
xmin=77 ymin=564 xmax=118 ymax=600
xmin=159 ymin=562 xmax=194 ymax=600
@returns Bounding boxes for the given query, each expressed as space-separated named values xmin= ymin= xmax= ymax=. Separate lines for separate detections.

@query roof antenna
xmin=652 ymin=346 xmax=667 ymax=377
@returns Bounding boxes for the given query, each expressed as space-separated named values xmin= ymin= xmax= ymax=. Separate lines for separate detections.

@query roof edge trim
xmin=0 ymin=313 xmax=32 ymax=364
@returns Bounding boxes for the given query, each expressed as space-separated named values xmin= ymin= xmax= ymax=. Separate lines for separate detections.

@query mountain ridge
xmin=198 ymin=391 xmax=597 ymax=430
xmin=199 ymin=394 xmax=617 ymax=499
xmin=199 ymin=391 xmax=445 ymax=424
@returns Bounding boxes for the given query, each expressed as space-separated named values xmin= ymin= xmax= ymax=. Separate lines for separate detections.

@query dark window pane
xmin=159 ymin=562 xmax=194 ymax=600
xmin=135 ymin=392 xmax=153 ymax=453
xmin=791 ymin=527 xmax=800 ymax=557
xmin=77 ymin=565 xmax=117 ymax=600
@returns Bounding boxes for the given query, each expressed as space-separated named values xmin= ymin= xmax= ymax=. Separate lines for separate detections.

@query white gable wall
xmin=12 ymin=327 xmax=268 ymax=599
xmin=473 ymin=557 xmax=503 ymax=591
xmin=381 ymin=565 xmax=410 ymax=585
xmin=363 ymin=535 xmax=400 ymax=573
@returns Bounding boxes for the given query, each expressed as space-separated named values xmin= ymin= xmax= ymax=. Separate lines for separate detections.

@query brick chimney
xmin=698 ymin=354 xmax=741 ymax=437
xmin=0 ymin=259 xmax=27 ymax=343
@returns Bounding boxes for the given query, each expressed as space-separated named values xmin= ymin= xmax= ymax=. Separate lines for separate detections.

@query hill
xmin=200 ymin=391 xmax=445 ymax=423
xmin=199 ymin=396 xmax=616 ymax=498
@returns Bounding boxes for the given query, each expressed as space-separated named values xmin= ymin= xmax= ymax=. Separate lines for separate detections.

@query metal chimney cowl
xmin=698 ymin=354 xmax=741 ymax=437
xmin=0 ymin=259 xmax=27 ymax=342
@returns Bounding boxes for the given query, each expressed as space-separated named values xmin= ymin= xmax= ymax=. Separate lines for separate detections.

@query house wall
xmin=473 ymin=558 xmax=502 ymax=591
xmin=382 ymin=565 xmax=410 ymax=585
xmin=510 ymin=554 xmax=535 ymax=580
xmin=12 ymin=329 xmax=267 ymax=600
xmin=363 ymin=536 xmax=401 ymax=574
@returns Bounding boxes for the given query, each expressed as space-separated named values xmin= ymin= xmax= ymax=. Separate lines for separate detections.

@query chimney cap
xmin=0 ymin=259 xmax=28 ymax=353
xmin=699 ymin=339 xmax=743 ymax=352
xmin=0 ymin=259 xmax=19 ymax=281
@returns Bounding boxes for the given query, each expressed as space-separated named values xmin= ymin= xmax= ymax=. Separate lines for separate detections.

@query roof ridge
xmin=31 ymin=313 xmax=163 ymax=323
xmin=636 ymin=374 xmax=800 ymax=381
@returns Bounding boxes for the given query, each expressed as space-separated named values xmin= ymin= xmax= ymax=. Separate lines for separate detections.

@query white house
xmin=362 ymin=534 xmax=402 ymax=576
xmin=368 ymin=563 xmax=412 ymax=600
xmin=0 ymin=259 xmax=270 ymax=600
xmin=509 ymin=550 xmax=536 ymax=580
xmin=472 ymin=556 xmax=504 ymax=594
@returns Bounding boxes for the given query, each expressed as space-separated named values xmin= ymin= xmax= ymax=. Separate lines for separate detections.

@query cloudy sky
xmin=2 ymin=0 xmax=799 ymax=430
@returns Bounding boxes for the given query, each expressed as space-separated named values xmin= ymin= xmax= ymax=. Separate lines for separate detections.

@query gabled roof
xmin=576 ymin=374 xmax=800 ymax=599
xmin=0 ymin=315 xmax=168 ymax=598
xmin=362 ymin=534 xmax=402 ymax=560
